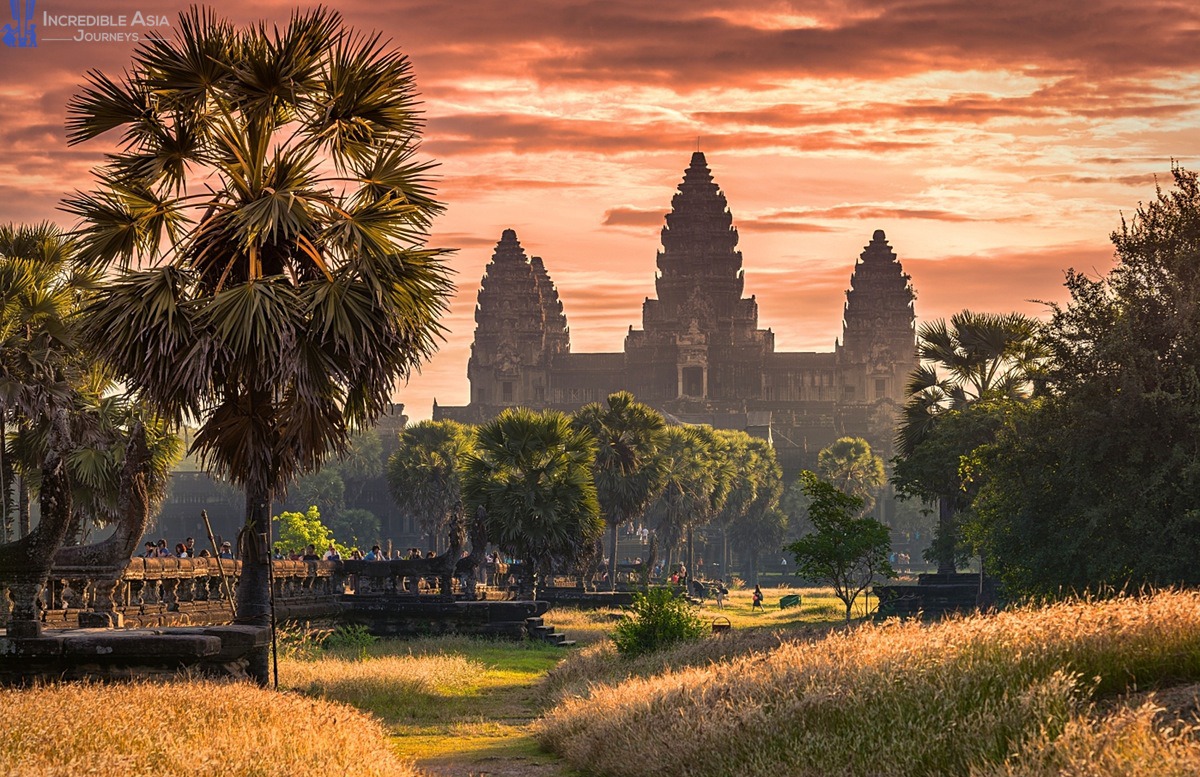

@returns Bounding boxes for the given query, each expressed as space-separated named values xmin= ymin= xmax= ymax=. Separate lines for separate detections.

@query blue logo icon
xmin=3 ymin=0 xmax=36 ymax=47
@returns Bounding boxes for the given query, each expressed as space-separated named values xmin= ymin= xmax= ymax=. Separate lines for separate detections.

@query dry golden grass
xmin=540 ymin=622 xmax=835 ymax=707
xmin=279 ymin=636 xmax=487 ymax=723
xmin=542 ymin=607 xmax=623 ymax=645
xmin=536 ymin=590 xmax=1200 ymax=777
xmin=0 ymin=680 xmax=417 ymax=777
xmin=974 ymin=703 xmax=1200 ymax=777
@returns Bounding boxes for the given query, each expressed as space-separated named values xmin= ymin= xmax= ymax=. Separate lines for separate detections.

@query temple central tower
xmin=625 ymin=152 xmax=774 ymax=402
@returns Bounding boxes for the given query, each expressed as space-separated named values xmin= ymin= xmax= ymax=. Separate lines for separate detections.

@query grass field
xmin=9 ymin=586 xmax=1200 ymax=777
xmin=537 ymin=589 xmax=1200 ymax=777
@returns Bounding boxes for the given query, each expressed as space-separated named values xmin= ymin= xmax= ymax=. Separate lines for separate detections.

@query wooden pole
xmin=201 ymin=510 xmax=237 ymax=618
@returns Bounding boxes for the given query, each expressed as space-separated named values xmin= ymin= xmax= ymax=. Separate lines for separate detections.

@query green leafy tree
xmin=611 ymin=588 xmax=706 ymax=658
xmin=274 ymin=505 xmax=334 ymax=556
xmin=327 ymin=507 xmax=379 ymax=551
xmin=387 ymin=419 xmax=475 ymax=549
xmin=894 ymin=311 xmax=1046 ymax=573
xmin=787 ymin=472 xmax=894 ymax=622
xmin=572 ymin=391 xmax=667 ymax=590
xmin=817 ymin=436 xmax=885 ymax=513
xmin=65 ymin=9 xmax=452 ymax=682
xmin=968 ymin=168 xmax=1200 ymax=596
xmin=462 ymin=408 xmax=601 ymax=598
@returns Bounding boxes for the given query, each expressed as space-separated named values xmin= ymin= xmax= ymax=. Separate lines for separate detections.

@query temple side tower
xmin=467 ymin=229 xmax=569 ymax=407
xmin=835 ymin=229 xmax=917 ymax=455
xmin=625 ymin=152 xmax=773 ymax=402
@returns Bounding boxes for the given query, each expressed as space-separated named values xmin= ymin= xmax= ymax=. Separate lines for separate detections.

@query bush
xmin=612 ymin=588 xmax=707 ymax=658
xmin=324 ymin=624 xmax=377 ymax=654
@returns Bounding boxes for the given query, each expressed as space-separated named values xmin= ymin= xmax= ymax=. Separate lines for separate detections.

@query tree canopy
xmin=967 ymin=168 xmax=1200 ymax=596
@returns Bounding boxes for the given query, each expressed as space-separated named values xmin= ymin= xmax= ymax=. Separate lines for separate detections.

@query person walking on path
xmin=752 ymin=585 xmax=764 ymax=612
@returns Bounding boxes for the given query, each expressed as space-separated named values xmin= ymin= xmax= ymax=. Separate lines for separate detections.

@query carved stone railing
xmin=12 ymin=558 xmax=347 ymax=630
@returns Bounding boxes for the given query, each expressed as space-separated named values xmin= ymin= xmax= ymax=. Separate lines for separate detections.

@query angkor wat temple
xmin=434 ymin=152 xmax=918 ymax=475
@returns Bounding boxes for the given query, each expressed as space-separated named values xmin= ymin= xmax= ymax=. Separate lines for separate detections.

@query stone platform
xmin=873 ymin=573 xmax=999 ymax=619
xmin=341 ymin=596 xmax=549 ymax=639
xmin=0 ymin=624 xmax=269 ymax=684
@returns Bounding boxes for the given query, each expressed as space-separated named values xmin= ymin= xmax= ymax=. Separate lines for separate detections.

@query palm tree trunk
xmin=0 ymin=413 xmax=8 ymax=544
xmin=607 ymin=520 xmax=619 ymax=592
xmin=722 ymin=528 xmax=728 ymax=583
xmin=235 ymin=483 xmax=273 ymax=686
xmin=18 ymin=475 xmax=30 ymax=538
xmin=686 ymin=524 xmax=694 ymax=587
xmin=936 ymin=495 xmax=956 ymax=575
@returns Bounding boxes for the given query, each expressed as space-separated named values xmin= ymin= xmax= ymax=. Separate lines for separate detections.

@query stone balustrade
xmin=4 ymin=558 xmax=347 ymax=630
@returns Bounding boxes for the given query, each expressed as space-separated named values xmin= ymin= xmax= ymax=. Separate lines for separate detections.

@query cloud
xmin=602 ymin=207 xmax=665 ymax=227
xmin=748 ymin=205 xmax=1026 ymax=224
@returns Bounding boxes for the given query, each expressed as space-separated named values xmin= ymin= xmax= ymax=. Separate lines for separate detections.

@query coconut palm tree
xmin=387 ymin=420 xmax=475 ymax=550
xmin=63 ymin=8 xmax=452 ymax=683
xmin=895 ymin=310 xmax=1047 ymax=574
xmin=462 ymin=408 xmax=601 ymax=599
xmin=572 ymin=392 xmax=667 ymax=590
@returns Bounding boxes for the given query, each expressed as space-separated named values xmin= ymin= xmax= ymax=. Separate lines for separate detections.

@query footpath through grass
xmin=281 ymin=635 xmax=572 ymax=777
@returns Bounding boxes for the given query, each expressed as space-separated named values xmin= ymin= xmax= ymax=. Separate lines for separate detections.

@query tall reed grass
xmin=536 ymin=590 xmax=1200 ymax=777
xmin=0 ymin=680 xmax=417 ymax=777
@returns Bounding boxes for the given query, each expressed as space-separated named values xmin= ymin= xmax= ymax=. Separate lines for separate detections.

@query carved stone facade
xmin=435 ymin=153 xmax=918 ymax=474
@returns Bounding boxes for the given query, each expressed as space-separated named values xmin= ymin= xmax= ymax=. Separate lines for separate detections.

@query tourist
xmin=364 ymin=544 xmax=384 ymax=561
xmin=218 ymin=542 xmax=234 ymax=560
xmin=185 ymin=537 xmax=196 ymax=557
xmin=752 ymin=585 xmax=764 ymax=612
xmin=323 ymin=543 xmax=341 ymax=561
xmin=301 ymin=544 xmax=320 ymax=561
xmin=197 ymin=549 xmax=211 ymax=559
xmin=156 ymin=539 xmax=172 ymax=557
xmin=174 ymin=542 xmax=189 ymax=558
xmin=273 ymin=545 xmax=283 ymax=560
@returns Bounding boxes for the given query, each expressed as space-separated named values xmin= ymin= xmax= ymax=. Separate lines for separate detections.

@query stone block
xmin=62 ymin=632 xmax=221 ymax=659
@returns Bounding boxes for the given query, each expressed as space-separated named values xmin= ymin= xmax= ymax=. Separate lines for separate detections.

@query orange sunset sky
xmin=3 ymin=1 xmax=1199 ymax=419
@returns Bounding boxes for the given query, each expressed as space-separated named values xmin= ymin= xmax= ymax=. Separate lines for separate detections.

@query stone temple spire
xmin=842 ymin=229 xmax=915 ymax=351
xmin=468 ymin=229 xmax=570 ymax=406
xmin=838 ymin=229 xmax=917 ymax=408
xmin=654 ymin=151 xmax=745 ymax=324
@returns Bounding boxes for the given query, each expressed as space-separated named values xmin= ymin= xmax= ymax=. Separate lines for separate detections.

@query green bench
xmin=779 ymin=594 xmax=802 ymax=609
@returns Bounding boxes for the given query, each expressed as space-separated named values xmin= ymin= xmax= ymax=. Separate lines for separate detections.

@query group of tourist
xmin=140 ymin=537 xmax=234 ymax=560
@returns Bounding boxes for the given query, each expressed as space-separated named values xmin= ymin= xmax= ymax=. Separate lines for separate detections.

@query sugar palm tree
xmin=0 ymin=223 xmax=99 ymax=540
xmin=647 ymin=425 xmax=716 ymax=578
xmin=572 ymin=391 xmax=667 ymax=590
xmin=462 ymin=408 xmax=601 ymax=599
xmin=387 ymin=420 xmax=475 ymax=550
xmin=817 ymin=437 xmax=885 ymax=514
xmin=896 ymin=311 xmax=1047 ymax=573
xmin=63 ymin=8 xmax=452 ymax=683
